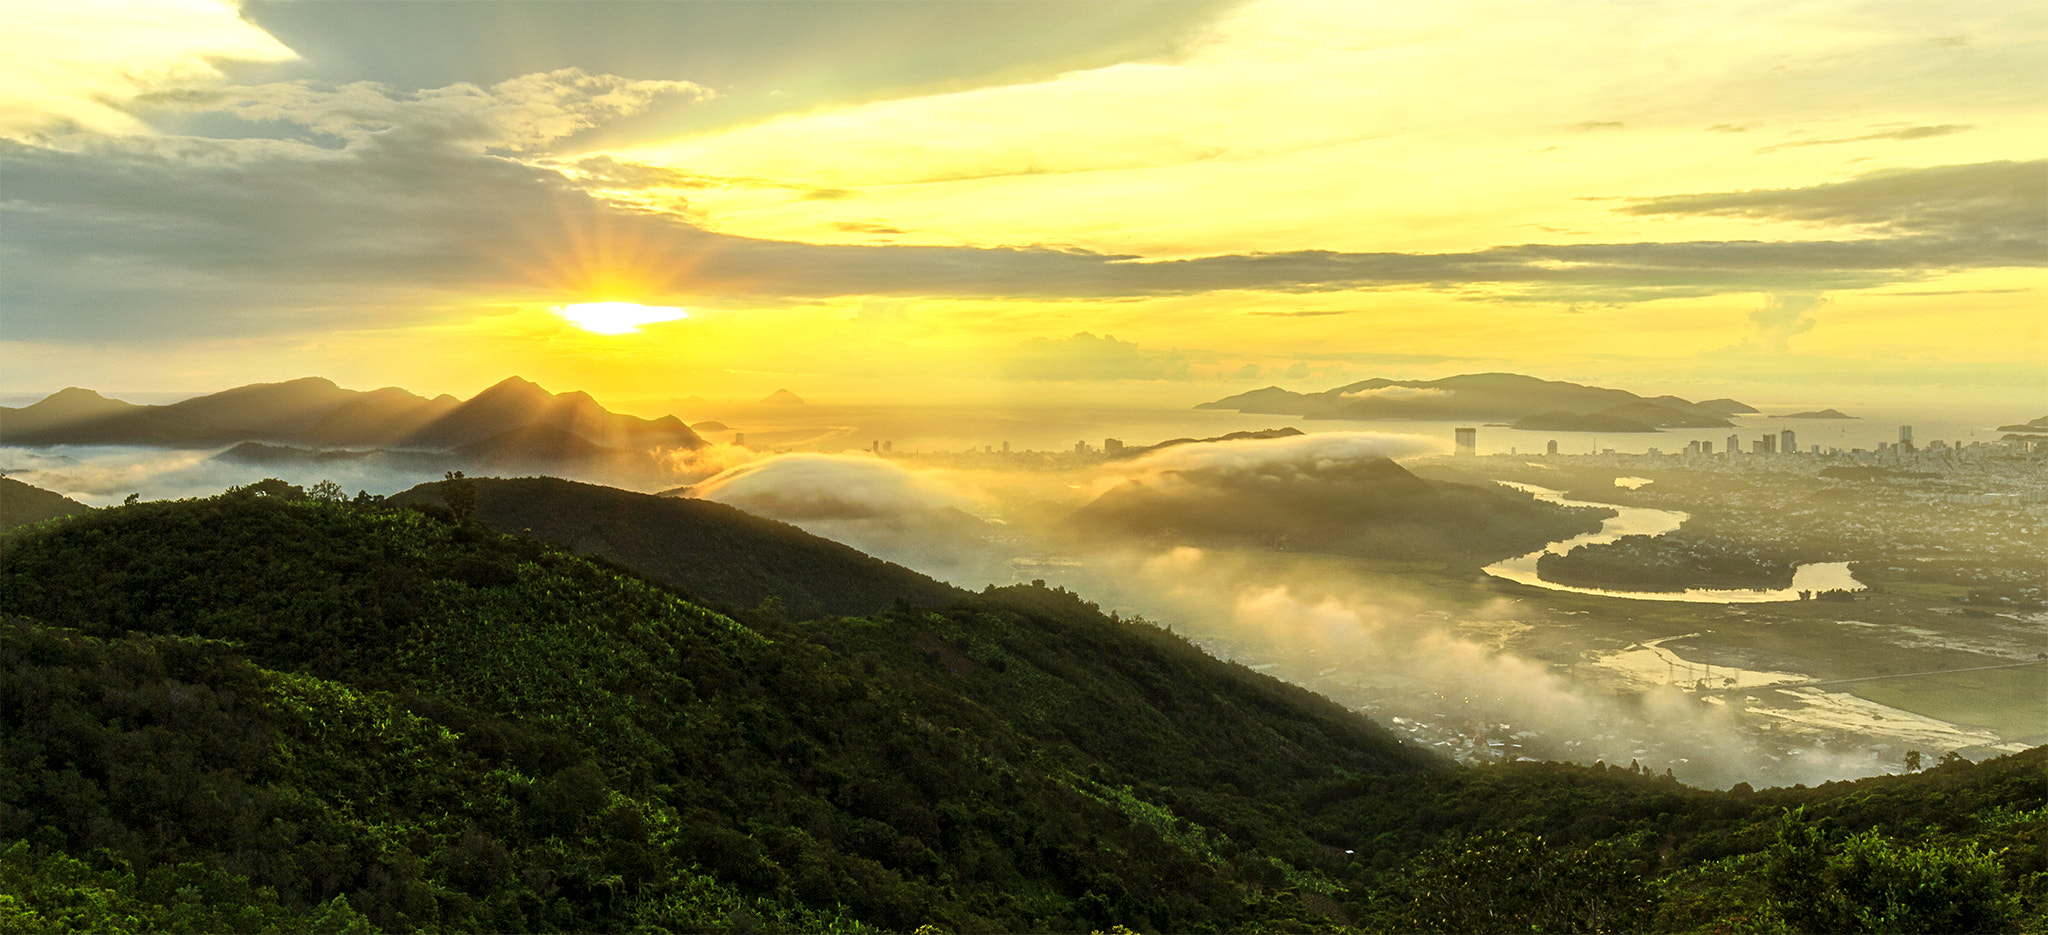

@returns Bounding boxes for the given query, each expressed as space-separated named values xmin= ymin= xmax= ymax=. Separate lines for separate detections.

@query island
xmin=1774 ymin=409 xmax=1857 ymax=419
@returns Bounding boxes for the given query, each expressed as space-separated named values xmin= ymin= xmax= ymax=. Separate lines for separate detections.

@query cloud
xmin=6 ymin=107 xmax=2043 ymax=345
xmin=1339 ymin=386 xmax=1452 ymax=401
xmin=1747 ymin=293 xmax=1824 ymax=352
xmin=1117 ymin=430 xmax=1444 ymax=478
xmin=1002 ymin=332 xmax=1190 ymax=382
xmin=1618 ymin=159 xmax=2046 ymax=239
xmin=688 ymin=452 xmax=970 ymax=520
xmin=1 ymin=0 xmax=298 ymax=139
xmin=138 ymin=69 xmax=709 ymax=153
xmin=1754 ymin=123 xmax=1974 ymax=154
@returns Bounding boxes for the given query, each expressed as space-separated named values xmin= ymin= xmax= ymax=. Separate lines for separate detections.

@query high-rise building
xmin=1898 ymin=425 xmax=1915 ymax=450
xmin=1546 ymin=439 xmax=1558 ymax=457
xmin=1780 ymin=429 xmax=1796 ymax=454
xmin=1455 ymin=427 xmax=1477 ymax=456
xmin=734 ymin=432 xmax=745 ymax=446
xmin=1104 ymin=438 xmax=1125 ymax=454
xmin=1701 ymin=439 xmax=1714 ymax=455
xmin=1753 ymin=435 xmax=1776 ymax=455
xmin=1726 ymin=434 xmax=1741 ymax=455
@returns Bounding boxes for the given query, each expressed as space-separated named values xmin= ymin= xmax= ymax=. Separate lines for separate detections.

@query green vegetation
xmin=2 ymin=487 xmax=2042 ymax=932
xmin=0 ymin=478 xmax=93 ymax=533
xmin=1536 ymin=533 xmax=1796 ymax=593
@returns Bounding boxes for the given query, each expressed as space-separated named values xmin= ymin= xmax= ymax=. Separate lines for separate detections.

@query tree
xmin=228 ymin=478 xmax=304 ymax=500
xmin=441 ymin=470 xmax=477 ymax=522
xmin=1384 ymin=830 xmax=1654 ymax=933
xmin=1904 ymin=750 xmax=1922 ymax=773
xmin=308 ymin=479 xmax=346 ymax=503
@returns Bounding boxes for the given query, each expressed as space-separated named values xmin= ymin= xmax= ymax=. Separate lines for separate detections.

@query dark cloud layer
xmin=1620 ymin=159 xmax=2046 ymax=238
xmin=4 ymin=76 xmax=2041 ymax=345
xmin=236 ymin=0 xmax=1234 ymax=145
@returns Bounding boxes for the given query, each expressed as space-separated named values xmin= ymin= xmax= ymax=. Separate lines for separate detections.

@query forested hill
xmin=0 ymin=490 xmax=1435 ymax=932
xmin=385 ymin=475 xmax=965 ymax=620
xmin=1 ymin=490 xmax=2042 ymax=933
xmin=0 ymin=478 xmax=92 ymax=532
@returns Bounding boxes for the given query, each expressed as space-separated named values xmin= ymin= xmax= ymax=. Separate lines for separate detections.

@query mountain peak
xmin=479 ymin=375 xmax=548 ymax=396
xmin=761 ymin=388 xmax=805 ymax=404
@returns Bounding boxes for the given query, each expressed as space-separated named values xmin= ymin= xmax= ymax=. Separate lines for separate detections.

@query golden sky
xmin=1 ymin=0 xmax=2041 ymax=409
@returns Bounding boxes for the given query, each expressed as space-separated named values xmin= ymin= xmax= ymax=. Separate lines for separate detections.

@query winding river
xmin=1484 ymin=483 xmax=1865 ymax=603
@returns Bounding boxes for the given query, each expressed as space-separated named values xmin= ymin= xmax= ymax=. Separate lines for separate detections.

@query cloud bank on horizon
xmin=0 ymin=0 xmax=2041 ymax=404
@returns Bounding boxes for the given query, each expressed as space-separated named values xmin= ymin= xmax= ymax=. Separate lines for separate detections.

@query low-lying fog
xmin=6 ymin=402 xmax=2031 ymax=790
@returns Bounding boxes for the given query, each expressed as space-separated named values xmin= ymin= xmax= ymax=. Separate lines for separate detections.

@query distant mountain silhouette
xmin=303 ymin=386 xmax=460 ymax=446
xmin=0 ymin=477 xmax=93 ymax=530
xmin=402 ymin=376 xmax=703 ymax=452
xmin=1774 ymin=409 xmax=1857 ymax=420
xmin=0 ymin=387 xmax=214 ymax=445
xmin=760 ymin=388 xmax=805 ymax=404
xmin=387 ymin=476 xmax=965 ymax=619
xmin=1 ymin=377 xmax=705 ymax=465
xmin=1695 ymin=397 xmax=1761 ymax=416
xmin=1997 ymin=415 xmax=2048 ymax=433
xmin=1196 ymin=373 xmax=1745 ymax=428
xmin=1070 ymin=454 xmax=1609 ymax=564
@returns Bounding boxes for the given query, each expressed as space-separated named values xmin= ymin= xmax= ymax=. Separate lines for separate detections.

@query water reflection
xmin=1486 ymin=483 xmax=1865 ymax=603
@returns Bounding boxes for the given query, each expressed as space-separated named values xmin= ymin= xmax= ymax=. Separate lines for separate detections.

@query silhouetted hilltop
xmin=0 ymin=376 xmax=704 ymax=459
xmin=1196 ymin=373 xmax=1746 ymax=427
xmin=403 ymin=376 xmax=704 ymax=452
xmin=387 ymin=476 xmax=964 ymax=619
xmin=760 ymin=388 xmax=806 ymax=404
xmin=155 ymin=376 xmax=360 ymax=438
xmin=303 ymin=386 xmax=459 ymax=446
xmin=1071 ymin=454 xmax=1609 ymax=564
xmin=0 ymin=477 xmax=92 ymax=530
xmin=1776 ymin=409 xmax=1857 ymax=420
xmin=0 ymin=386 xmax=215 ymax=445
xmin=1998 ymin=415 xmax=2048 ymax=433
xmin=1695 ymin=397 xmax=1761 ymax=416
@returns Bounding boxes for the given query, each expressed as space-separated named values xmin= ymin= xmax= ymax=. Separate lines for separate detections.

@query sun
xmin=555 ymin=301 xmax=688 ymax=335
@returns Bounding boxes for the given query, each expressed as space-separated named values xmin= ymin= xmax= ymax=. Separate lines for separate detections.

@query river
xmin=1484 ymin=483 xmax=1865 ymax=603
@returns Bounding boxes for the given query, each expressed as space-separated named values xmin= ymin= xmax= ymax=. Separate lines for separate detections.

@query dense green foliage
xmin=386 ymin=476 xmax=967 ymax=621
xmin=0 ymin=479 xmax=92 ymax=533
xmin=2 ymin=489 xmax=2042 ymax=933
xmin=1536 ymin=533 xmax=1796 ymax=592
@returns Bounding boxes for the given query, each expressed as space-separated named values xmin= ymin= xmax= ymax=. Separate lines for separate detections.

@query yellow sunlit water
xmin=555 ymin=302 xmax=688 ymax=335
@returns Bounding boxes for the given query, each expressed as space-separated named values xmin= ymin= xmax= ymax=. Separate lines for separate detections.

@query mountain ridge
xmin=1196 ymin=373 xmax=1748 ymax=428
xmin=0 ymin=376 xmax=707 ymax=459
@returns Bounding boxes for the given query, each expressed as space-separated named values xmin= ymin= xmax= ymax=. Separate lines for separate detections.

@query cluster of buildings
xmin=1447 ymin=423 xmax=2024 ymax=461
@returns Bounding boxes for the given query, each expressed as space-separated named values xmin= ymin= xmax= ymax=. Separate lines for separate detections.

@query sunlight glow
xmin=556 ymin=302 xmax=688 ymax=334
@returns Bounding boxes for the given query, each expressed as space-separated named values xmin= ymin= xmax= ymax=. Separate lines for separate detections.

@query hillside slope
xmin=0 ymin=493 xmax=1438 ymax=932
xmin=386 ymin=476 xmax=967 ymax=619
xmin=0 ymin=478 xmax=93 ymax=531
xmin=1 ymin=492 xmax=2039 ymax=933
